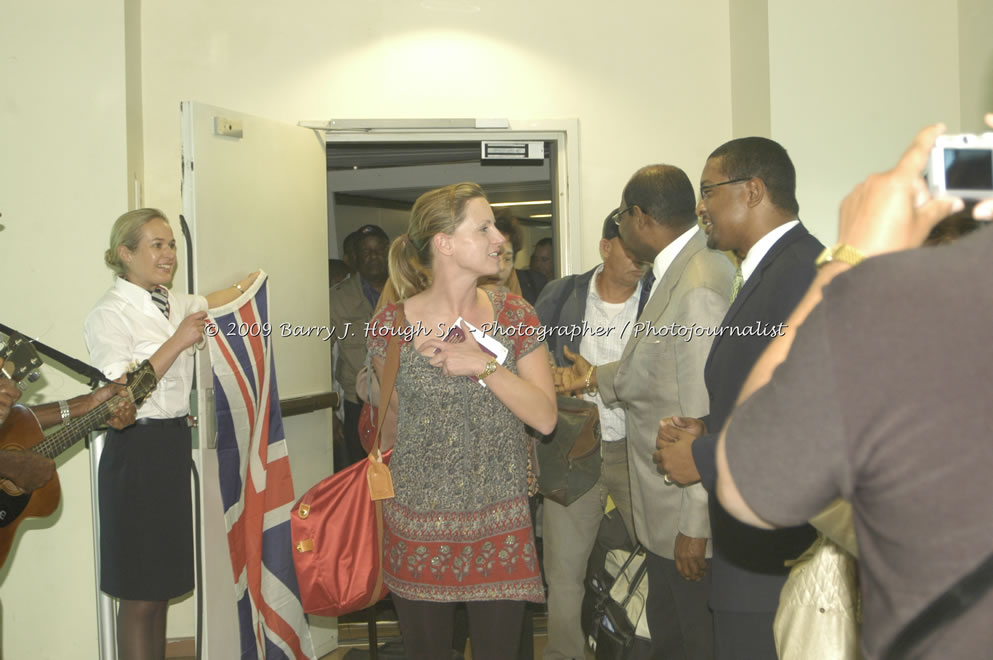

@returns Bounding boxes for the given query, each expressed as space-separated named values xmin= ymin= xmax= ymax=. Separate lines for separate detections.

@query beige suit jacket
xmin=598 ymin=230 xmax=733 ymax=558
xmin=329 ymin=274 xmax=374 ymax=403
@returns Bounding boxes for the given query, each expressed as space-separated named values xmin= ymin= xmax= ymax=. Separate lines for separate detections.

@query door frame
xmin=320 ymin=119 xmax=581 ymax=277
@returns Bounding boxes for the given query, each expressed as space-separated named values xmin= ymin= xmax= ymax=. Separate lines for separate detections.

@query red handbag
xmin=358 ymin=402 xmax=378 ymax=454
xmin=290 ymin=305 xmax=404 ymax=617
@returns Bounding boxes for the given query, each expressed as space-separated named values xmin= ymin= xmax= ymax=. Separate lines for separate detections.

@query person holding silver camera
xmin=716 ymin=116 xmax=993 ymax=660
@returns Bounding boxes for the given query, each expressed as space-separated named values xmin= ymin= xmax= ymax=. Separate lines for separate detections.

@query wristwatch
xmin=815 ymin=243 xmax=866 ymax=269
xmin=477 ymin=358 xmax=499 ymax=381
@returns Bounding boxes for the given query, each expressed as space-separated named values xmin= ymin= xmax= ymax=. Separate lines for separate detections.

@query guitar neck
xmin=28 ymin=361 xmax=156 ymax=460
xmin=33 ymin=398 xmax=119 ymax=460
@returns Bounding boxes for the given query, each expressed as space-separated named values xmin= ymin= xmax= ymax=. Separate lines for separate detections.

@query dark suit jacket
xmin=691 ymin=222 xmax=823 ymax=613
xmin=517 ymin=268 xmax=550 ymax=306
xmin=533 ymin=267 xmax=596 ymax=367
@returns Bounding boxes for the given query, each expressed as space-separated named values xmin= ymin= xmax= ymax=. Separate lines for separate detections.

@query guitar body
xmin=0 ymin=405 xmax=62 ymax=568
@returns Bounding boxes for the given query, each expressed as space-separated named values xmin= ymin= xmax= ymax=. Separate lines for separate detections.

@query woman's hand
xmin=422 ymin=332 xmax=492 ymax=378
xmin=206 ymin=270 xmax=263 ymax=308
xmin=173 ymin=311 xmax=208 ymax=350
xmin=235 ymin=270 xmax=261 ymax=292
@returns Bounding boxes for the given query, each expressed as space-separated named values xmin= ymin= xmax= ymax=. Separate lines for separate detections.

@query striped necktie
xmin=637 ymin=270 xmax=656 ymax=317
xmin=729 ymin=266 xmax=744 ymax=304
xmin=151 ymin=286 xmax=170 ymax=319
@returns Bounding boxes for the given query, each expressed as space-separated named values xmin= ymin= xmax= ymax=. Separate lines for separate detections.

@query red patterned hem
xmin=385 ymin=575 xmax=546 ymax=603
xmin=382 ymin=498 xmax=543 ymax=602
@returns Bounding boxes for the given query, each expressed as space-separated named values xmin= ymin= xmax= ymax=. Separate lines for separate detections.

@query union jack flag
xmin=206 ymin=272 xmax=316 ymax=659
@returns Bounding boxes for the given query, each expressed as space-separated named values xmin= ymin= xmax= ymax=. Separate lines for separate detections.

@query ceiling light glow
xmin=490 ymin=200 xmax=552 ymax=207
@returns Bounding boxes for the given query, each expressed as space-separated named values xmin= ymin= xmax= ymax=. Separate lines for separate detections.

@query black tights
xmin=392 ymin=595 xmax=525 ymax=660
xmin=117 ymin=599 xmax=168 ymax=660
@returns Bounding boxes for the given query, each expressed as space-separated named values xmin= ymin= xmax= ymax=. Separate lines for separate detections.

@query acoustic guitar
xmin=0 ymin=350 xmax=158 ymax=570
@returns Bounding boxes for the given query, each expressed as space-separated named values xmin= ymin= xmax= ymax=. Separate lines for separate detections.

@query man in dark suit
xmin=653 ymin=137 xmax=823 ymax=659
xmin=517 ymin=237 xmax=552 ymax=304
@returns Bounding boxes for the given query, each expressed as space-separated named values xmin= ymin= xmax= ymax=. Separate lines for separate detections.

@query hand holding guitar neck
xmin=86 ymin=382 xmax=137 ymax=430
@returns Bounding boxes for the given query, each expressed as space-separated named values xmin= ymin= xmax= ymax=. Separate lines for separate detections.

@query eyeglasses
xmin=699 ymin=177 xmax=752 ymax=199
xmin=611 ymin=206 xmax=635 ymax=226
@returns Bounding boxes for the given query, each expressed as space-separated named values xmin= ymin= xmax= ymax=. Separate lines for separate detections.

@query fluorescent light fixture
xmin=482 ymin=141 xmax=544 ymax=160
xmin=529 ymin=214 xmax=552 ymax=219
xmin=489 ymin=200 xmax=552 ymax=207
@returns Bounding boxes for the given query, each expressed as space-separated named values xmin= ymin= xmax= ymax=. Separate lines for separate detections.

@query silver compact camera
xmin=927 ymin=133 xmax=993 ymax=201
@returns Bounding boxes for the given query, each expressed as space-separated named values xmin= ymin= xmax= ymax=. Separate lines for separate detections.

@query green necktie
xmin=729 ymin=267 xmax=744 ymax=304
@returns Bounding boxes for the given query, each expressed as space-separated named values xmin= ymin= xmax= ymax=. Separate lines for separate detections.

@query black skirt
xmin=98 ymin=422 xmax=194 ymax=600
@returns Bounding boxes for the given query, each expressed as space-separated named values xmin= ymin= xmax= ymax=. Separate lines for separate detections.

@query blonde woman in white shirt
xmin=84 ymin=208 xmax=256 ymax=660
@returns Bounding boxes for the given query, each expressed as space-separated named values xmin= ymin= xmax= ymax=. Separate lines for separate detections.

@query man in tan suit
xmin=557 ymin=164 xmax=732 ymax=659
xmin=329 ymin=224 xmax=389 ymax=468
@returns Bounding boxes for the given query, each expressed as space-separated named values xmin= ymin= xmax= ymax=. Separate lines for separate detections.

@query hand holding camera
xmin=836 ymin=115 xmax=993 ymax=260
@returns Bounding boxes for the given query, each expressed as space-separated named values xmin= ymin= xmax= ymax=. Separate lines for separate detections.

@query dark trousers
xmin=712 ymin=611 xmax=777 ymax=660
xmin=392 ymin=595 xmax=526 ymax=660
xmin=644 ymin=552 xmax=714 ymax=660
xmin=340 ymin=399 xmax=365 ymax=469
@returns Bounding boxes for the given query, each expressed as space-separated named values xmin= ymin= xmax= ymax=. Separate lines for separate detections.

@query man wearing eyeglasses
xmin=653 ymin=137 xmax=823 ymax=659
xmin=556 ymin=164 xmax=733 ymax=660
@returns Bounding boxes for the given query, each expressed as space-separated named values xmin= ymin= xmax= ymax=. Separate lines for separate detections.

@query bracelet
xmin=232 ymin=282 xmax=244 ymax=292
xmin=477 ymin=358 xmax=499 ymax=381
xmin=58 ymin=400 xmax=71 ymax=423
xmin=815 ymin=243 xmax=865 ymax=269
xmin=584 ymin=365 xmax=598 ymax=395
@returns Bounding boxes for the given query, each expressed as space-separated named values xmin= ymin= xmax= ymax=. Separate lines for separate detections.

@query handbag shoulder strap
xmin=610 ymin=542 xmax=648 ymax=606
xmin=619 ymin=558 xmax=649 ymax=608
xmin=371 ymin=303 xmax=405 ymax=454
xmin=884 ymin=547 xmax=993 ymax=659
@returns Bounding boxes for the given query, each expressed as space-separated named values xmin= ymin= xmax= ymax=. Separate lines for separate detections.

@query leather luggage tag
xmin=367 ymin=450 xmax=395 ymax=501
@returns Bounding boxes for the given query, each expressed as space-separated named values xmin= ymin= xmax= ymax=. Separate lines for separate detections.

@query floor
xmin=169 ymin=611 xmax=596 ymax=659
xmin=320 ymin=613 xmax=596 ymax=659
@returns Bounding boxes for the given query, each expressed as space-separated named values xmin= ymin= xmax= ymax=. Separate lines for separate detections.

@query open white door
xmin=181 ymin=102 xmax=336 ymax=658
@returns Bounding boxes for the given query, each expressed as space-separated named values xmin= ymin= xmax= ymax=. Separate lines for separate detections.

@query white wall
xmin=0 ymin=1 xmax=130 ymax=658
xmin=767 ymin=0 xmax=962 ymax=243
xmin=958 ymin=0 xmax=993 ymax=133
xmin=729 ymin=0 xmax=772 ymax=139
xmin=140 ymin=0 xmax=734 ymax=272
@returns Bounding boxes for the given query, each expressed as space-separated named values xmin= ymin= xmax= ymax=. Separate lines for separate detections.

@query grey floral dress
xmin=367 ymin=290 xmax=545 ymax=602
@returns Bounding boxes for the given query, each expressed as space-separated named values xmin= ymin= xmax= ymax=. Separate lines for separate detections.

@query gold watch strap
xmin=816 ymin=243 xmax=866 ymax=269
xmin=477 ymin=358 xmax=498 ymax=381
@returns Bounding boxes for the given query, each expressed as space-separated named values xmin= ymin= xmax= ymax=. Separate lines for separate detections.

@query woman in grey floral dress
xmin=368 ymin=182 xmax=557 ymax=660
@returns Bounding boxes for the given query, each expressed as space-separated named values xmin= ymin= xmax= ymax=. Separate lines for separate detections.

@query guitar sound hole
xmin=0 ymin=491 xmax=31 ymax=528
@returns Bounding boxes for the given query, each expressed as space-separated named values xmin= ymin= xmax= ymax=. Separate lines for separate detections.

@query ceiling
xmin=326 ymin=141 xmax=554 ymax=221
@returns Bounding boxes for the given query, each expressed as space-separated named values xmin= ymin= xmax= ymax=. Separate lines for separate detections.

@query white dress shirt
xmin=84 ymin=277 xmax=207 ymax=419
xmin=649 ymin=225 xmax=700 ymax=299
xmin=739 ymin=220 xmax=799 ymax=284
xmin=579 ymin=265 xmax=641 ymax=442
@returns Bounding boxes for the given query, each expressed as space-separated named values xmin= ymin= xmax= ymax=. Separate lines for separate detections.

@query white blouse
xmin=84 ymin=277 xmax=207 ymax=419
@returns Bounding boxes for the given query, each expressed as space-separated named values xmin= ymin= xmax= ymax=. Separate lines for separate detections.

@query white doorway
xmin=321 ymin=120 xmax=581 ymax=278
